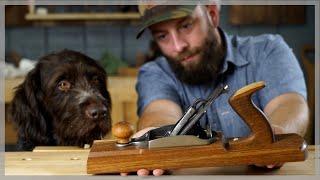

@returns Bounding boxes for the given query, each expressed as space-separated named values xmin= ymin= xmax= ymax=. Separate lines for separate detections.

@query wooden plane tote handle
xmin=229 ymin=81 xmax=275 ymax=146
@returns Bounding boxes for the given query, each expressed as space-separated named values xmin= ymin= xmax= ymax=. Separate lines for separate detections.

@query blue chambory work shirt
xmin=136 ymin=28 xmax=307 ymax=138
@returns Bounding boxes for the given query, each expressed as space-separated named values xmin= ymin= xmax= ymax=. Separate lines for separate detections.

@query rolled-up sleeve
xmin=255 ymin=35 xmax=307 ymax=109
xmin=136 ymin=61 xmax=181 ymax=117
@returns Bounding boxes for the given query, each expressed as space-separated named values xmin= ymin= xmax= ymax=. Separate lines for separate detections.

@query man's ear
xmin=206 ymin=5 xmax=220 ymax=27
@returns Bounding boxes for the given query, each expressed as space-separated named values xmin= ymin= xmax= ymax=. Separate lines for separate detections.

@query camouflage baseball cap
xmin=136 ymin=5 xmax=196 ymax=39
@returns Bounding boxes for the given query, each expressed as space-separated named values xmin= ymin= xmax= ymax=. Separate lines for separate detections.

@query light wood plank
xmin=5 ymin=151 xmax=90 ymax=175
xmin=5 ymin=77 xmax=24 ymax=103
xmin=33 ymin=146 xmax=90 ymax=152
xmin=4 ymin=146 xmax=316 ymax=175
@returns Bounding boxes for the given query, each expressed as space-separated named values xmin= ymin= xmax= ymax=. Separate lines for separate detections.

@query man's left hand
xmin=254 ymin=124 xmax=286 ymax=169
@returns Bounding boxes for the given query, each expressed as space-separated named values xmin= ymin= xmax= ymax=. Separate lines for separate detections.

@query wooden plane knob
xmin=112 ymin=121 xmax=134 ymax=144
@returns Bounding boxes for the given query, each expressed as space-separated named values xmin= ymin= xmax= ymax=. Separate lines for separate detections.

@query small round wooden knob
xmin=112 ymin=121 xmax=134 ymax=144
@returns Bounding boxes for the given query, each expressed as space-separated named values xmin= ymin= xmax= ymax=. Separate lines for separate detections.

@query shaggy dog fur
xmin=10 ymin=50 xmax=112 ymax=151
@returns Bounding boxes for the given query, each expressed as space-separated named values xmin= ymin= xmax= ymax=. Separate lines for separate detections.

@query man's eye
xmin=156 ymin=34 xmax=167 ymax=41
xmin=181 ymin=22 xmax=192 ymax=30
xmin=58 ymin=80 xmax=71 ymax=92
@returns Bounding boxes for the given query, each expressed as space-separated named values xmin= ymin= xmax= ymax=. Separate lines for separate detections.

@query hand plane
xmin=87 ymin=81 xmax=308 ymax=174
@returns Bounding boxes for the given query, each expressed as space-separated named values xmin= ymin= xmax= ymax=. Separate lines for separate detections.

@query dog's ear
xmin=10 ymin=67 xmax=51 ymax=150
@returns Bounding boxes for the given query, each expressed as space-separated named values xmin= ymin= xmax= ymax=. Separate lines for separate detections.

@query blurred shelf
xmin=117 ymin=67 xmax=139 ymax=76
xmin=25 ymin=12 xmax=141 ymax=21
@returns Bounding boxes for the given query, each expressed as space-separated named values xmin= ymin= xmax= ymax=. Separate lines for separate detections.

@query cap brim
xmin=136 ymin=6 xmax=196 ymax=39
xmin=136 ymin=15 xmax=189 ymax=39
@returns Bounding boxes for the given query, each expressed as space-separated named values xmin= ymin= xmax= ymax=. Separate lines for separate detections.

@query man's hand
xmin=259 ymin=92 xmax=309 ymax=169
xmin=254 ymin=124 xmax=286 ymax=169
xmin=120 ymin=127 xmax=166 ymax=176
xmin=120 ymin=168 xmax=165 ymax=176
xmin=271 ymin=124 xmax=286 ymax=135
xmin=120 ymin=99 xmax=183 ymax=176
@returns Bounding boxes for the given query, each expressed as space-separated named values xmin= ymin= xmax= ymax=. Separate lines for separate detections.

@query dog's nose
xmin=85 ymin=104 xmax=107 ymax=120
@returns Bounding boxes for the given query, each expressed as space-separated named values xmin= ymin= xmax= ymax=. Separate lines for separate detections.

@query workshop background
xmin=4 ymin=5 xmax=316 ymax=151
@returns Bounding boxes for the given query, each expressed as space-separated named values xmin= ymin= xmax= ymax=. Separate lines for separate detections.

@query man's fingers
xmin=254 ymin=163 xmax=284 ymax=169
xmin=132 ymin=127 xmax=158 ymax=138
xmin=271 ymin=124 xmax=286 ymax=134
xmin=266 ymin=164 xmax=276 ymax=169
xmin=137 ymin=169 xmax=150 ymax=176
xmin=120 ymin=172 xmax=129 ymax=176
xmin=120 ymin=127 xmax=162 ymax=177
xmin=266 ymin=163 xmax=283 ymax=169
xmin=153 ymin=169 xmax=165 ymax=176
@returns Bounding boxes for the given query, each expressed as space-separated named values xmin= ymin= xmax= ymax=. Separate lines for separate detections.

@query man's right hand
xmin=121 ymin=99 xmax=183 ymax=176
xmin=120 ymin=127 xmax=166 ymax=176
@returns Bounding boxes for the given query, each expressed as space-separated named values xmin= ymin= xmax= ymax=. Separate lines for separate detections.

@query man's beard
xmin=165 ymin=32 xmax=226 ymax=85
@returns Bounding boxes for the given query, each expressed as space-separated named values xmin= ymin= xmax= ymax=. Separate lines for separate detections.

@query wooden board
xmin=4 ymin=146 xmax=316 ymax=175
xmin=5 ymin=151 xmax=90 ymax=175
xmin=33 ymin=146 xmax=90 ymax=152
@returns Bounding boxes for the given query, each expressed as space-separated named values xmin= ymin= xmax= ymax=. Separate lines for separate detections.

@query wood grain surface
xmin=4 ymin=146 xmax=316 ymax=175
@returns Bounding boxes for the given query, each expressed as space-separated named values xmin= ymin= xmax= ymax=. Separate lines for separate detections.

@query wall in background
xmin=220 ymin=5 xmax=315 ymax=66
xmin=5 ymin=5 xmax=315 ymax=67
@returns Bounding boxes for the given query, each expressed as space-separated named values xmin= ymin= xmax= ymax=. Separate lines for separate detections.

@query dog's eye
xmin=58 ymin=80 xmax=71 ymax=91
xmin=91 ymin=76 xmax=100 ymax=84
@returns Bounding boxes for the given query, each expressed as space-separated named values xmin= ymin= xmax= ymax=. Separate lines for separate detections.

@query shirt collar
xmin=219 ymin=27 xmax=249 ymax=74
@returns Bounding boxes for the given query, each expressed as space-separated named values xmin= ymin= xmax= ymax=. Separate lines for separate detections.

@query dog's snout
xmin=85 ymin=104 xmax=107 ymax=120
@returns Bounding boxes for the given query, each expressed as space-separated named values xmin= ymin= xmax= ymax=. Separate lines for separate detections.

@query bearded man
xmin=129 ymin=3 xmax=309 ymax=176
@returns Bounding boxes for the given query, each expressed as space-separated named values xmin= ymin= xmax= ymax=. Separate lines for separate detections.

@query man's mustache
xmin=176 ymin=47 xmax=202 ymax=62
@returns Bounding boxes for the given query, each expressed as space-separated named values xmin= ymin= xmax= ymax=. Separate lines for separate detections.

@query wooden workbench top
xmin=5 ymin=145 xmax=317 ymax=175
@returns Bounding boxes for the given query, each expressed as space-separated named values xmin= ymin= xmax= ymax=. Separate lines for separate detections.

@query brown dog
xmin=10 ymin=50 xmax=112 ymax=151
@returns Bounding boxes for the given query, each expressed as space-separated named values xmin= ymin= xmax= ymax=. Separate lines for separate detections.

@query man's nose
xmin=171 ymin=33 xmax=188 ymax=53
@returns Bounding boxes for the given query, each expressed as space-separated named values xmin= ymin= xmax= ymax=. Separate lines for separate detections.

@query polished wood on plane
xmin=86 ymin=81 xmax=308 ymax=174
xmin=4 ymin=146 xmax=316 ymax=175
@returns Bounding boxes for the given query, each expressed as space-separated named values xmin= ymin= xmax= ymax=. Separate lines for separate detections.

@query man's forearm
xmin=264 ymin=93 xmax=309 ymax=136
xmin=138 ymin=111 xmax=180 ymax=130
xmin=137 ymin=99 xmax=183 ymax=130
